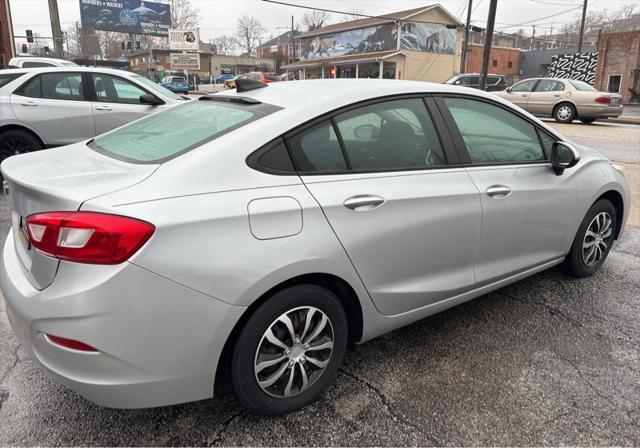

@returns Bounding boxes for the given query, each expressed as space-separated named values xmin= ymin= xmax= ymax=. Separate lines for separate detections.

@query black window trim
xmin=434 ymin=92 xmax=563 ymax=168
xmin=13 ymin=70 xmax=87 ymax=102
xmin=248 ymin=93 xmax=460 ymax=176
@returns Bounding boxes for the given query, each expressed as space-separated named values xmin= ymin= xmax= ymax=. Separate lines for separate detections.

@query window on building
xmin=492 ymin=59 xmax=498 ymax=67
xmin=607 ymin=75 xmax=622 ymax=93
xmin=508 ymin=60 xmax=513 ymax=69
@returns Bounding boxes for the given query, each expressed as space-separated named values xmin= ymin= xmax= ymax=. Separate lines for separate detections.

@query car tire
xmin=553 ymin=103 xmax=576 ymax=123
xmin=580 ymin=117 xmax=597 ymax=124
xmin=564 ymin=199 xmax=617 ymax=277
xmin=0 ymin=129 xmax=43 ymax=163
xmin=231 ymin=284 xmax=348 ymax=415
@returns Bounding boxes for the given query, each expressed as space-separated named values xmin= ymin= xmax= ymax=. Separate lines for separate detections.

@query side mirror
xmin=506 ymin=86 xmax=512 ymax=93
xmin=354 ymin=124 xmax=379 ymax=140
xmin=139 ymin=93 xmax=164 ymax=106
xmin=551 ymin=141 xmax=580 ymax=175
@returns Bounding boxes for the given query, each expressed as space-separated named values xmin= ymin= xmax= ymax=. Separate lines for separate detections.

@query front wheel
xmin=564 ymin=199 xmax=617 ymax=277
xmin=554 ymin=103 xmax=576 ymax=123
xmin=231 ymin=284 xmax=348 ymax=415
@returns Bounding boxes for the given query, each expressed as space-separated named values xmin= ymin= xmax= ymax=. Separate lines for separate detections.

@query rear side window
xmin=444 ymin=97 xmax=546 ymax=163
xmin=0 ymin=73 xmax=25 ymax=88
xmin=90 ymin=100 xmax=280 ymax=163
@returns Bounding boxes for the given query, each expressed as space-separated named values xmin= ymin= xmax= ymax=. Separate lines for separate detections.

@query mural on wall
xmin=300 ymin=24 xmax=397 ymax=60
xmin=547 ymin=52 xmax=598 ymax=84
xmin=400 ymin=22 xmax=456 ymax=54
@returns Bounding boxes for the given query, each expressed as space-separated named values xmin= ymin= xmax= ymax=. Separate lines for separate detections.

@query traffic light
xmin=121 ymin=42 xmax=125 ymax=50
xmin=135 ymin=41 xmax=141 ymax=50
xmin=21 ymin=43 xmax=28 ymax=53
xmin=43 ymin=46 xmax=50 ymax=56
xmin=330 ymin=66 xmax=336 ymax=78
xmin=26 ymin=29 xmax=33 ymax=43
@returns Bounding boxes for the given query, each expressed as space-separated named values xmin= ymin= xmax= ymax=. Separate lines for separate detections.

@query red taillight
xmin=25 ymin=212 xmax=155 ymax=264
xmin=45 ymin=334 xmax=98 ymax=352
xmin=594 ymin=96 xmax=611 ymax=104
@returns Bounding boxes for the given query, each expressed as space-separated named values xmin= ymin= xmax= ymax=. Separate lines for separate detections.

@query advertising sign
xmin=170 ymin=53 xmax=200 ymax=70
xmin=79 ymin=0 xmax=171 ymax=37
xmin=270 ymin=45 xmax=278 ymax=53
xmin=169 ymin=29 xmax=200 ymax=51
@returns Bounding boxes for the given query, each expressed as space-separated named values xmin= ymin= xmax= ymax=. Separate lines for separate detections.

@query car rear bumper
xmin=578 ymin=104 xmax=624 ymax=118
xmin=0 ymin=230 xmax=245 ymax=408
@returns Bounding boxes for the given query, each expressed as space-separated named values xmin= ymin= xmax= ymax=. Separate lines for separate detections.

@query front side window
xmin=92 ymin=74 xmax=148 ymax=104
xmin=443 ymin=97 xmax=546 ymax=163
xmin=287 ymin=121 xmax=346 ymax=173
xmin=535 ymin=79 xmax=565 ymax=92
xmin=334 ymin=98 xmax=446 ymax=170
xmin=91 ymin=100 xmax=279 ymax=163
xmin=133 ymin=75 xmax=181 ymax=100
xmin=511 ymin=79 xmax=537 ymax=92
xmin=17 ymin=72 xmax=84 ymax=100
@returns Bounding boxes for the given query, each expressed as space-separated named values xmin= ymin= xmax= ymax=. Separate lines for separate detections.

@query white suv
xmin=0 ymin=67 xmax=186 ymax=163
xmin=8 ymin=56 xmax=78 ymax=68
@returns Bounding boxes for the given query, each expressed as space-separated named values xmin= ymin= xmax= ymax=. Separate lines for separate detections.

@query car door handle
xmin=343 ymin=195 xmax=385 ymax=211
xmin=486 ymin=185 xmax=512 ymax=198
xmin=20 ymin=100 xmax=38 ymax=107
xmin=554 ymin=94 xmax=562 ymax=97
xmin=95 ymin=105 xmax=112 ymax=111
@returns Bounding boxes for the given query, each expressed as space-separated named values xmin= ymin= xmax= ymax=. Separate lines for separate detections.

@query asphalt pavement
xmin=1 ymin=121 xmax=640 ymax=446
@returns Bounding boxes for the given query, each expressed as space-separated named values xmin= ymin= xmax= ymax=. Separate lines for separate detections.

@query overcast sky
xmin=8 ymin=0 xmax=634 ymax=47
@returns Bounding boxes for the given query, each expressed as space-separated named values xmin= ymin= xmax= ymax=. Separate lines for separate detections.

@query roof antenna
xmin=236 ymin=78 xmax=268 ymax=92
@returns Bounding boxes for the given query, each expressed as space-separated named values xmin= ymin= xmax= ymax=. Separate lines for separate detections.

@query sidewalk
xmin=609 ymin=104 xmax=640 ymax=125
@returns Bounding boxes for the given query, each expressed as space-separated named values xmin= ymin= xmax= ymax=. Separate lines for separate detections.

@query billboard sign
xmin=170 ymin=53 xmax=200 ymax=70
xmin=400 ymin=22 xmax=456 ymax=55
xmin=79 ymin=0 xmax=171 ymax=37
xmin=169 ymin=29 xmax=199 ymax=51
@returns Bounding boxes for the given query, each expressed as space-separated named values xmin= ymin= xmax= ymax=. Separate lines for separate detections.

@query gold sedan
xmin=495 ymin=78 xmax=623 ymax=124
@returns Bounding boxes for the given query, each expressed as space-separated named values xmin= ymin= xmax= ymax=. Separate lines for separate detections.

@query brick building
xmin=0 ymin=0 xmax=15 ymax=68
xmin=256 ymin=30 xmax=301 ymax=70
xmin=594 ymin=31 xmax=640 ymax=104
xmin=464 ymin=43 xmax=521 ymax=82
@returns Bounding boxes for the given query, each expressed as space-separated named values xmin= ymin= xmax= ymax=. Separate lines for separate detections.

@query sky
xmin=7 ymin=0 xmax=635 ymax=49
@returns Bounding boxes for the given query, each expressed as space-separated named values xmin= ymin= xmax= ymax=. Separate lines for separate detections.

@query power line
xmin=497 ymin=5 xmax=582 ymax=30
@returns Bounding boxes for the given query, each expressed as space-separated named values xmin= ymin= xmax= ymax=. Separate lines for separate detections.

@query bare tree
xmin=302 ymin=10 xmax=331 ymax=31
xmin=341 ymin=8 xmax=364 ymax=22
xmin=236 ymin=16 xmax=266 ymax=55
xmin=212 ymin=34 xmax=238 ymax=55
xmin=171 ymin=0 xmax=201 ymax=29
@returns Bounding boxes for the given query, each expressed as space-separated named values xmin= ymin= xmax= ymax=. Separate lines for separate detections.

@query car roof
xmin=215 ymin=78 xmax=513 ymax=111
xmin=0 ymin=66 xmax=137 ymax=76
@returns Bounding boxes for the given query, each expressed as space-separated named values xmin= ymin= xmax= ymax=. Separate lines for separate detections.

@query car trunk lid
xmin=1 ymin=141 xmax=158 ymax=289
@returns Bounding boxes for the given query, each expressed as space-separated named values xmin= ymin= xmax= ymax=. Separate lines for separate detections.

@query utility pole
xmin=460 ymin=0 xmax=473 ymax=73
xmin=531 ymin=25 xmax=536 ymax=50
xmin=578 ymin=0 xmax=588 ymax=52
xmin=48 ymin=0 xmax=64 ymax=58
xmin=478 ymin=0 xmax=497 ymax=91
xmin=290 ymin=15 xmax=295 ymax=64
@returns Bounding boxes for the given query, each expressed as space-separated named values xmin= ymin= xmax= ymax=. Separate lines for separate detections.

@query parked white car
xmin=7 ymin=56 xmax=78 ymax=68
xmin=0 ymin=67 xmax=186 ymax=163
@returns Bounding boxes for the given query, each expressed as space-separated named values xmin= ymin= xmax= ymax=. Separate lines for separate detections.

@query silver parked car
xmin=0 ymin=79 xmax=629 ymax=415
xmin=7 ymin=56 xmax=78 ymax=68
xmin=0 ymin=67 xmax=185 ymax=163
xmin=495 ymin=77 xmax=623 ymax=124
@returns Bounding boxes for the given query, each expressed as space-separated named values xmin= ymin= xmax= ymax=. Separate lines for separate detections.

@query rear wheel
xmin=0 ymin=129 xmax=43 ymax=163
xmin=564 ymin=199 xmax=617 ymax=277
xmin=553 ymin=103 xmax=576 ymax=123
xmin=580 ymin=117 xmax=597 ymax=124
xmin=231 ymin=284 xmax=348 ymax=415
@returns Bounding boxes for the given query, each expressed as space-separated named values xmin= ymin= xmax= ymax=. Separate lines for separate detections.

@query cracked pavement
xmin=1 ymin=119 xmax=640 ymax=444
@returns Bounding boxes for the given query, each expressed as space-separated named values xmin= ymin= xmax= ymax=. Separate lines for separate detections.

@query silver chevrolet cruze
xmin=0 ymin=79 xmax=630 ymax=415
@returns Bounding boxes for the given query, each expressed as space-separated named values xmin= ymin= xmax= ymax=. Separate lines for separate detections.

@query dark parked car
xmin=444 ymin=73 xmax=508 ymax=92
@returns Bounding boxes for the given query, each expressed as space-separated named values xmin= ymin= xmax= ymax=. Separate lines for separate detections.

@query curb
xmin=607 ymin=117 xmax=640 ymax=125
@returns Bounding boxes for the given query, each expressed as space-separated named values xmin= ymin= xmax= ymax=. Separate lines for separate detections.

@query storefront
xmin=282 ymin=5 xmax=463 ymax=82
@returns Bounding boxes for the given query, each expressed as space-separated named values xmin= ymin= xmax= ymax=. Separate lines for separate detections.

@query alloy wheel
xmin=582 ymin=211 xmax=613 ymax=267
xmin=0 ymin=136 xmax=31 ymax=159
xmin=254 ymin=306 xmax=334 ymax=398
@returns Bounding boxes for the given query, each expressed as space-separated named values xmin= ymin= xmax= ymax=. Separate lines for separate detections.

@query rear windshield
xmin=89 ymin=99 xmax=281 ymax=163
xmin=569 ymin=80 xmax=596 ymax=91
xmin=0 ymin=73 xmax=25 ymax=88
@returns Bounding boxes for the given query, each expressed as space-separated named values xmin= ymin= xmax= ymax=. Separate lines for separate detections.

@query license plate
xmin=17 ymin=222 xmax=30 ymax=250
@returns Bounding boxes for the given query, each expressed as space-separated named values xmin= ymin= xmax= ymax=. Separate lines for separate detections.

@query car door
xmin=501 ymin=79 xmax=539 ymax=109
xmin=10 ymin=71 xmax=95 ymax=145
xmin=288 ymin=97 xmax=482 ymax=316
xmin=437 ymin=95 xmax=577 ymax=286
xmin=90 ymin=73 xmax=162 ymax=134
xmin=527 ymin=79 xmax=566 ymax=116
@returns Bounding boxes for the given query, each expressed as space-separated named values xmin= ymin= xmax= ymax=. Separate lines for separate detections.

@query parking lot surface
xmin=1 ymin=121 xmax=639 ymax=446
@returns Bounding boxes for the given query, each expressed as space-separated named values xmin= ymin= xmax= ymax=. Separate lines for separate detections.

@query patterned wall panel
xmin=547 ymin=52 xmax=598 ymax=84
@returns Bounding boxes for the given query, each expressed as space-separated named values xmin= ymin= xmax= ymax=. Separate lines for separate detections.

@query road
xmin=0 ymin=121 xmax=639 ymax=446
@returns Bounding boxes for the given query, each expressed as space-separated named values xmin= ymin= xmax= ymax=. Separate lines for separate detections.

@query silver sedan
xmin=0 ymin=79 xmax=630 ymax=415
